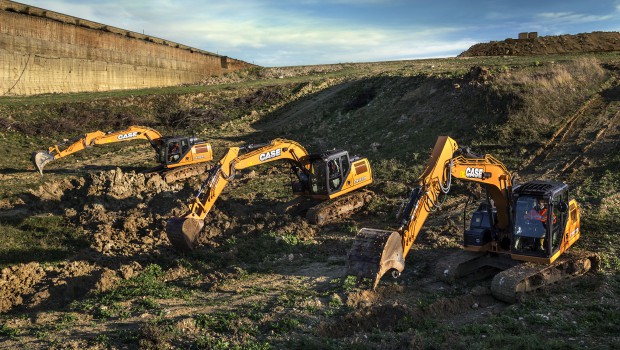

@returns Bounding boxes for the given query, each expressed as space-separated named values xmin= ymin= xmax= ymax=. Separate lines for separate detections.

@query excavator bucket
xmin=166 ymin=217 xmax=204 ymax=252
xmin=346 ymin=228 xmax=405 ymax=289
xmin=32 ymin=151 xmax=55 ymax=174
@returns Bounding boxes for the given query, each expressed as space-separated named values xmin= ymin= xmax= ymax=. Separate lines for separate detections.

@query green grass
xmin=101 ymin=264 xmax=188 ymax=301
xmin=0 ymin=215 xmax=88 ymax=267
xmin=0 ymin=323 xmax=19 ymax=338
xmin=71 ymin=264 xmax=190 ymax=321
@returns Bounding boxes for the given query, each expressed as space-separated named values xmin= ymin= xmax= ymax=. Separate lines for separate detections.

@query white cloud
xmin=20 ymin=0 xmax=489 ymax=66
xmin=296 ymin=0 xmax=394 ymax=4
xmin=536 ymin=12 xmax=613 ymax=25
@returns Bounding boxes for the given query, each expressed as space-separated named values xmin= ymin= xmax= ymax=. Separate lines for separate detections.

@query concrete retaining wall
xmin=0 ymin=0 xmax=254 ymax=96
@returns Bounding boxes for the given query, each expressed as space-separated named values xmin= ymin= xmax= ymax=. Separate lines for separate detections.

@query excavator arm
xmin=32 ymin=126 xmax=163 ymax=174
xmin=166 ymin=139 xmax=310 ymax=251
xmin=346 ymin=136 xmax=513 ymax=288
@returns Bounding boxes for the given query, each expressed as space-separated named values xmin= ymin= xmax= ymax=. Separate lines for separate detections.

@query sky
xmin=21 ymin=0 xmax=620 ymax=67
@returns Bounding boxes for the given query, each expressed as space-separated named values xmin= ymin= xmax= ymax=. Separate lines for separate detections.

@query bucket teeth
xmin=346 ymin=228 xmax=405 ymax=289
xmin=166 ymin=217 xmax=204 ymax=252
xmin=32 ymin=151 xmax=55 ymax=174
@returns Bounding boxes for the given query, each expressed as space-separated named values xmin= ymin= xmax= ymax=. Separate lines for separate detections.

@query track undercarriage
xmin=306 ymin=190 xmax=373 ymax=225
xmin=490 ymin=250 xmax=600 ymax=303
xmin=435 ymin=249 xmax=600 ymax=303
xmin=158 ymin=163 xmax=213 ymax=183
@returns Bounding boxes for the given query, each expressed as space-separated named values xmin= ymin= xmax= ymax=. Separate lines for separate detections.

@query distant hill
xmin=459 ymin=31 xmax=620 ymax=57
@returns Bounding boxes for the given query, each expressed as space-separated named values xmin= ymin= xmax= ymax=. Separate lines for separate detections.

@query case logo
xmin=465 ymin=167 xmax=484 ymax=179
xmin=117 ymin=132 xmax=138 ymax=140
xmin=259 ymin=148 xmax=281 ymax=162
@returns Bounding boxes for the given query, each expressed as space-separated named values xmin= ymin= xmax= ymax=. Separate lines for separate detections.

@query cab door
xmin=164 ymin=139 xmax=183 ymax=165
xmin=327 ymin=157 xmax=345 ymax=194
xmin=309 ymin=159 xmax=329 ymax=195
xmin=549 ymin=191 xmax=568 ymax=255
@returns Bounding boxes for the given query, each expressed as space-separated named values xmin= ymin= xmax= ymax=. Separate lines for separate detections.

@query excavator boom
xmin=346 ymin=136 xmax=459 ymax=286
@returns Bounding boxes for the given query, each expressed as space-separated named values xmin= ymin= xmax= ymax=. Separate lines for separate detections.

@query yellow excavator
xmin=32 ymin=125 xmax=213 ymax=183
xmin=166 ymin=138 xmax=373 ymax=251
xmin=346 ymin=136 xmax=599 ymax=302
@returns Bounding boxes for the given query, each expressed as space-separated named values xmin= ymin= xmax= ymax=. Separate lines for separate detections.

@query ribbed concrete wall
xmin=0 ymin=0 xmax=254 ymax=96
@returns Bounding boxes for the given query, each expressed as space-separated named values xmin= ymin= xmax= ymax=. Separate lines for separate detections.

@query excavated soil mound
xmin=0 ymin=263 xmax=46 ymax=312
xmin=0 ymin=168 xmax=181 ymax=312
xmin=0 ymin=167 xmax=320 ymax=313
xmin=460 ymin=31 xmax=620 ymax=57
xmin=27 ymin=168 xmax=185 ymax=257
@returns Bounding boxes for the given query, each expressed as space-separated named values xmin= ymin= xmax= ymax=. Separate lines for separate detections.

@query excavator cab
xmin=157 ymin=136 xmax=211 ymax=167
xmin=305 ymin=150 xmax=352 ymax=196
xmin=158 ymin=137 xmax=188 ymax=165
xmin=511 ymin=181 xmax=569 ymax=258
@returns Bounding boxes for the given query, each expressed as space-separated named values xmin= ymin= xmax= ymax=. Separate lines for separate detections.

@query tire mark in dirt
xmin=522 ymin=71 xmax=620 ymax=179
xmin=257 ymin=80 xmax=353 ymax=132
xmin=559 ymin=109 xmax=619 ymax=174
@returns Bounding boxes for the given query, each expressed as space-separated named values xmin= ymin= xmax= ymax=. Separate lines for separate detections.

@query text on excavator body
xmin=259 ymin=148 xmax=281 ymax=162
xmin=465 ymin=167 xmax=484 ymax=179
xmin=117 ymin=132 xmax=138 ymax=140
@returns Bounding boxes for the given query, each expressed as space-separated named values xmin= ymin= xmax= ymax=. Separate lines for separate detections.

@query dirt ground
xmin=1 ymin=49 xmax=619 ymax=348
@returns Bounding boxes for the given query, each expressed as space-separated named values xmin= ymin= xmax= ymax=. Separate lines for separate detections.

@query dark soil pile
xmin=460 ymin=31 xmax=620 ymax=57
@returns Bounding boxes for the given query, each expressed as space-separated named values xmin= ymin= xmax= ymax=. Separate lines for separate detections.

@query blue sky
xmin=23 ymin=0 xmax=620 ymax=67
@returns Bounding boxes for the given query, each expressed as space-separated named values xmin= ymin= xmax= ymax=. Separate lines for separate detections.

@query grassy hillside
xmin=0 ymin=52 xmax=619 ymax=349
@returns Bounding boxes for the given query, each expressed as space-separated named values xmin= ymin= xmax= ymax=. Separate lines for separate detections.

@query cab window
xmin=328 ymin=159 xmax=342 ymax=191
xmin=167 ymin=141 xmax=181 ymax=162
